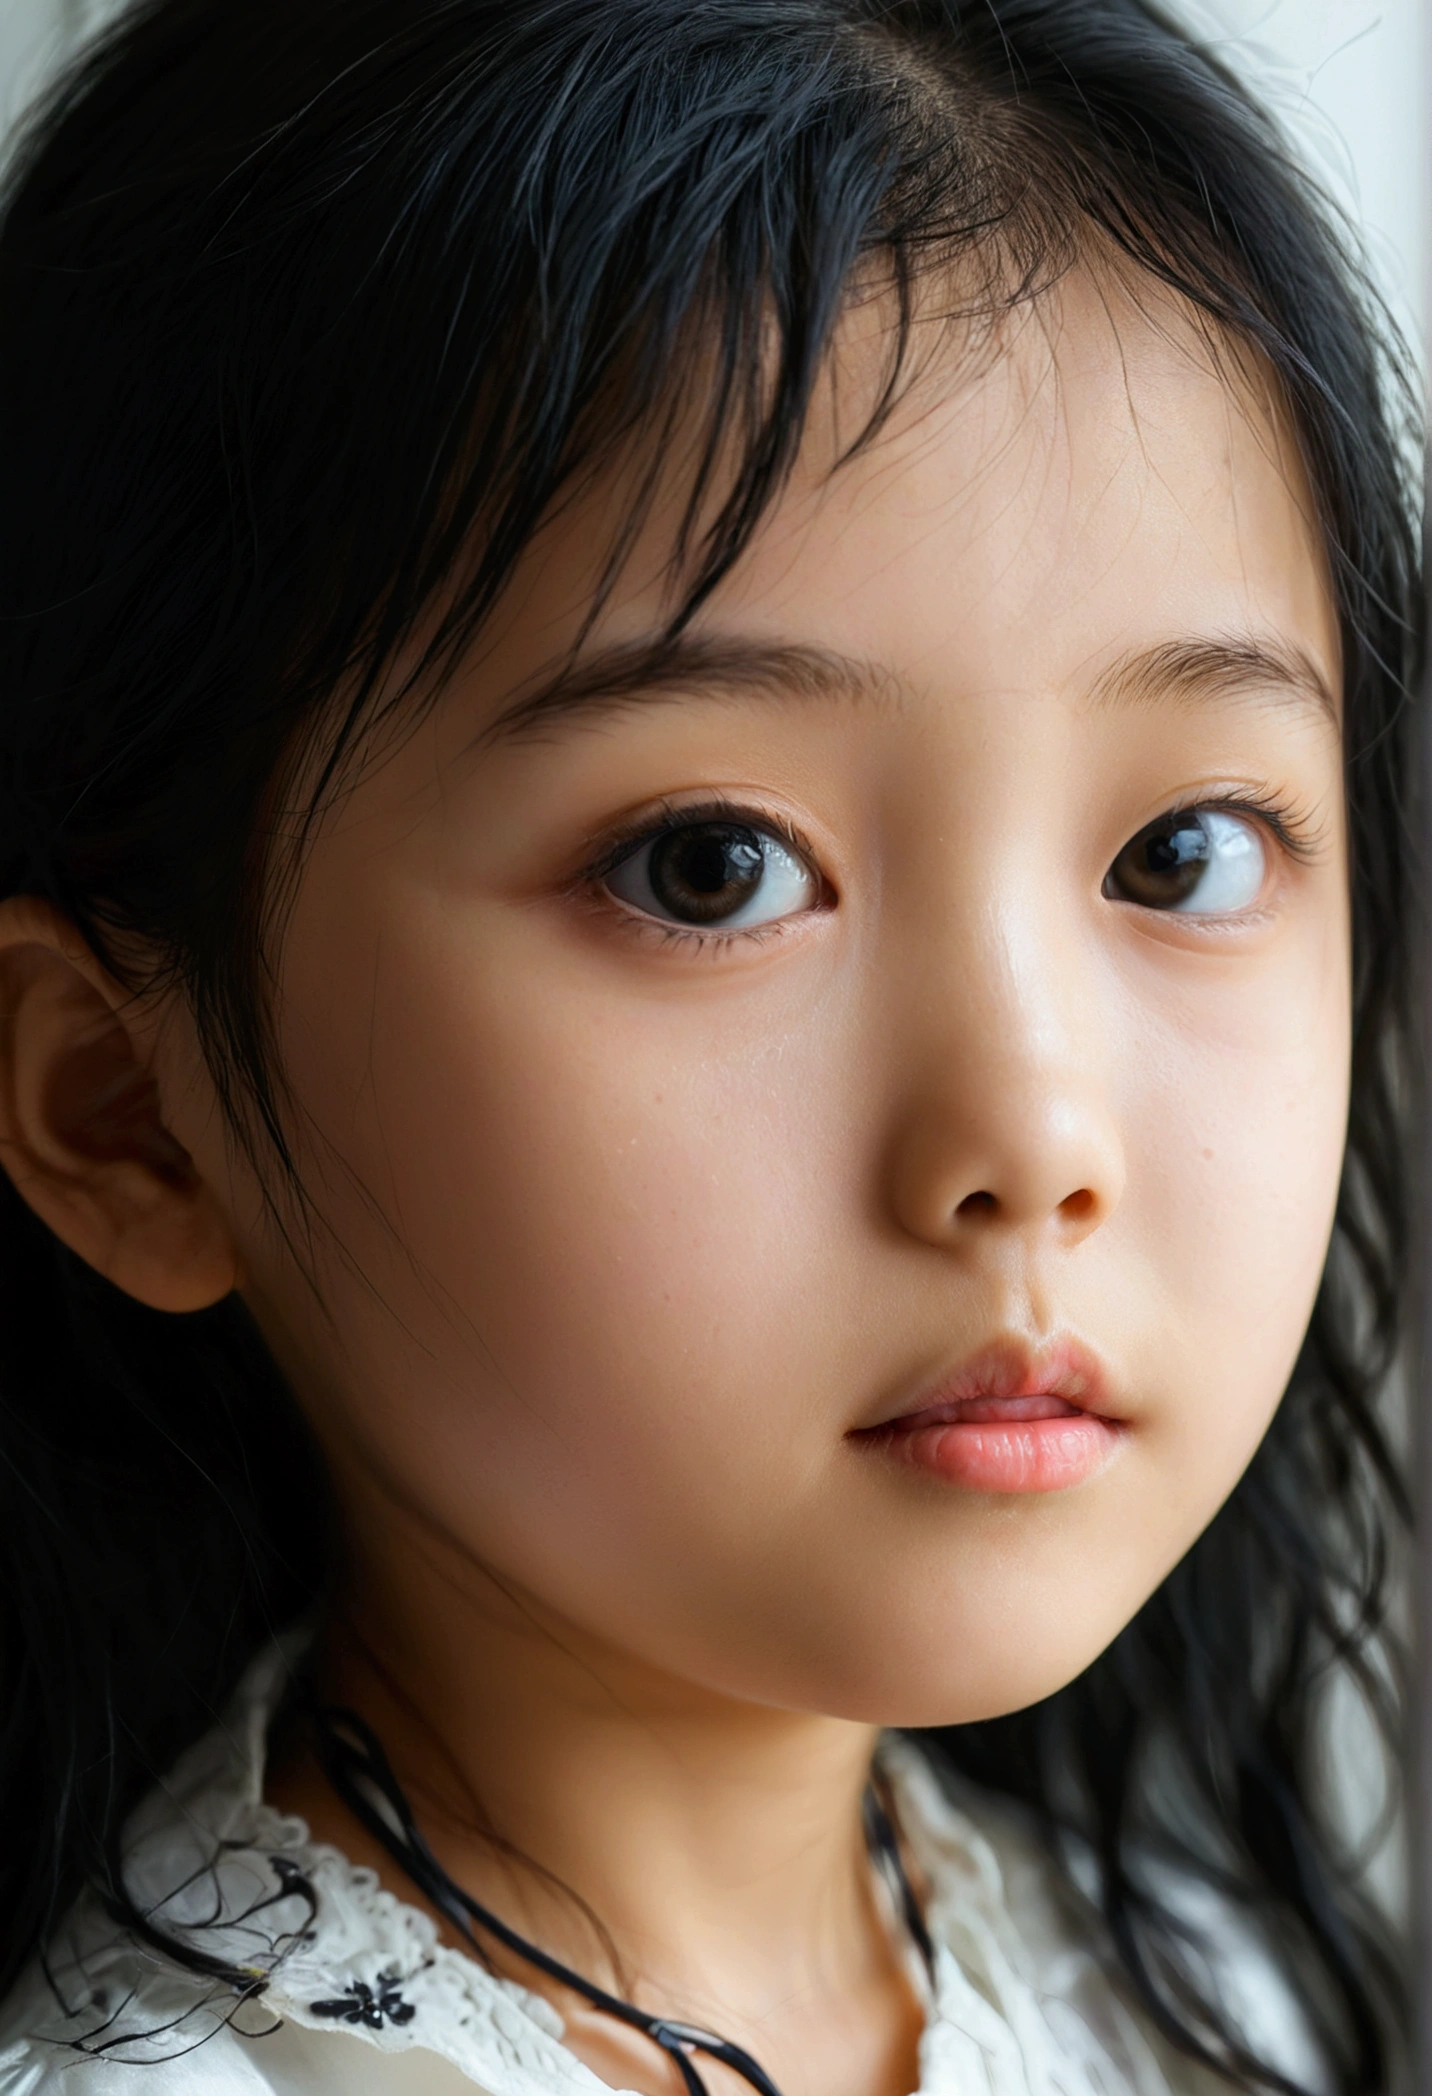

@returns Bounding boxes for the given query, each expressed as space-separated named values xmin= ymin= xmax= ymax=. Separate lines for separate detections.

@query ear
xmin=0 ymin=896 xmax=242 ymax=1310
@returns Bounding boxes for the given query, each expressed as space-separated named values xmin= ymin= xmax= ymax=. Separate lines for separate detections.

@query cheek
xmin=273 ymin=897 xmax=856 ymax=1595
xmin=1114 ymin=914 xmax=1351 ymax=1513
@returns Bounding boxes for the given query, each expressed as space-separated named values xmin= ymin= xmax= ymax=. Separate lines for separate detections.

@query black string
xmin=312 ymin=1705 xmax=932 ymax=2096
xmin=863 ymin=1782 xmax=936 ymax=1978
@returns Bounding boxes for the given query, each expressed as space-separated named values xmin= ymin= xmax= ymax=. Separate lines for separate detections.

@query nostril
xmin=957 ymin=1190 xmax=998 ymax=1218
xmin=1060 ymin=1187 xmax=1097 ymax=1223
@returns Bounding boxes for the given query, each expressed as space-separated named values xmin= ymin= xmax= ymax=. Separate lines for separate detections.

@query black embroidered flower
xmin=310 ymin=1970 xmax=417 ymax=2029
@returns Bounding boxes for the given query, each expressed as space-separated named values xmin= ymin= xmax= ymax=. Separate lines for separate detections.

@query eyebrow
xmin=482 ymin=633 xmax=896 ymax=741
xmin=481 ymin=627 xmax=1337 ymax=741
xmin=1089 ymin=635 xmax=1338 ymax=726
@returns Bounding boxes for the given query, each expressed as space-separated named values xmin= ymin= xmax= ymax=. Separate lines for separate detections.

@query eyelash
xmin=1160 ymin=787 xmax=1322 ymax=866
xmin=574 ymin=785 xmax=1320 ymax=949
xmin=576 ymin=798 xmax=823 ymax=951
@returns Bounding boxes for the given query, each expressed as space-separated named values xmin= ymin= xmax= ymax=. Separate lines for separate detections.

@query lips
xmin=850 ymin=1336 xmax=1125 ymax=1495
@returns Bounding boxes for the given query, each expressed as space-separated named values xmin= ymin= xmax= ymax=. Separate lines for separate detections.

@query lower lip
xmin=863 ymin=1404 xmax=1123 ymax=1494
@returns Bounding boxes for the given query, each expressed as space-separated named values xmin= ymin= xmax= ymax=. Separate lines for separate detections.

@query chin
xmin=785 ymin=1606 xmax=1148 ymax=1731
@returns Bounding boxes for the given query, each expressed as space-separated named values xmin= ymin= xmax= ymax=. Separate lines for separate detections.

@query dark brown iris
xmin=1104 ymin=811 xmax=1211 ymax=909
xmin=646 ymin=822 xmax=766 ymax=924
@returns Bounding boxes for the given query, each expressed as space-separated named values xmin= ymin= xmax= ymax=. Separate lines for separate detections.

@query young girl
xmin=0 ymin=2 xmax=1417 ymax=2092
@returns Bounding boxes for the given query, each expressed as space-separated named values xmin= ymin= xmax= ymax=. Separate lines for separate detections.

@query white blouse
xmin=0 ymin=1645 xmax=1235 ymax=2096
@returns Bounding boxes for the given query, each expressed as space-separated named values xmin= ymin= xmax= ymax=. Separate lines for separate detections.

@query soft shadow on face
xmin=175 ymin=262 xmax=1348 ymax=1731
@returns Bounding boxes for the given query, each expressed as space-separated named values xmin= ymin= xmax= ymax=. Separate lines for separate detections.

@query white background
xmin=1178 ymin=0 xmax=1425 ymax=351
xmin=0 ymin=0 xmax=87 ymax=125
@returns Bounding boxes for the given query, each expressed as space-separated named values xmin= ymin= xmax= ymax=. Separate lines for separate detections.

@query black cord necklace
xmin=312 ymin=1705 xmax=933 ymax=2096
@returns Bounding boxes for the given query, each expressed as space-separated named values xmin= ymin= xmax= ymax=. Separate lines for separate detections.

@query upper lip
xmin=853 ymin=1334 xmax=1120 ymax=1434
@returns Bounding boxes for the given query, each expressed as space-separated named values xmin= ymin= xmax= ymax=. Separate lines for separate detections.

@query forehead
xmin=434 ymin=260 xmax=1339 ymax=745
xmin=703 ymin=264 xmax=1334 ymax=683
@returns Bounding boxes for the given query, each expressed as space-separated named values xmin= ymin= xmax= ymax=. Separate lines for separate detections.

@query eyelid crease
xmin=576 ymin=796 xmax=821 ymax=889
xmin=1155 ymin=785 xmax=1328 ymax=864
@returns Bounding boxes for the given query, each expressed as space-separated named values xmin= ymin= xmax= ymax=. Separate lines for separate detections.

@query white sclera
xmin=1170 ymin=810 xmax=1266 ymax=914
xmin=607 ymin=827 xmax=818 ymax=929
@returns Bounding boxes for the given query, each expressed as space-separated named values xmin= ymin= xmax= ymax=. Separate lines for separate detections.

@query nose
xmin=882 ymin=914 xmax=1125 ymax=1255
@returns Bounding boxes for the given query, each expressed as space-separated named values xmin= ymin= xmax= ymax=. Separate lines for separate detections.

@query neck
xmin=269 ymin=1495 xmax=924 ymax=2096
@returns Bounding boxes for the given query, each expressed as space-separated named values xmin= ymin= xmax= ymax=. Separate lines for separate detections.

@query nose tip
xmin=891 ymin=1095 xmax=1124 ymax=1254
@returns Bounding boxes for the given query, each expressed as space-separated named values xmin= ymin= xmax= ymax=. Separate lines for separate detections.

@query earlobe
xmin=0 ymin=897 xmax=242 ymax=1311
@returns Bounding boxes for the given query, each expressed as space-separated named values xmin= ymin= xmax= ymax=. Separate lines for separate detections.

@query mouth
xmin=848 ymin=1336 xmax=1126 ymax=1495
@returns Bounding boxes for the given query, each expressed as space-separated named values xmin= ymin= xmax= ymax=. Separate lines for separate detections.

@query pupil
xmin=683 ymin=834 xmax=747 ymax=893
xmin=649 ymin=823 xmax=765 ymax=923
xmin=1146 ymin=823 xmax=1206 ymax=874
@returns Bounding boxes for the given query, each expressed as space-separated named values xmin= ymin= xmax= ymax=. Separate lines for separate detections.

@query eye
xmin=604 ymin=818 xmax=819 ymax=930
xmin=1104 ymin=807 xmax=1267 ymax=915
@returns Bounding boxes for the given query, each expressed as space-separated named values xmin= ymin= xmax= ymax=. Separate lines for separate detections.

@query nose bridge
xmin=884 ymin=845 xmax=1124 ymax=1244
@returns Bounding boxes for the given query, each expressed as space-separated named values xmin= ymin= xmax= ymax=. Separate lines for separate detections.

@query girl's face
xmin=183 ymin=269 xmax=1347 ymax=1726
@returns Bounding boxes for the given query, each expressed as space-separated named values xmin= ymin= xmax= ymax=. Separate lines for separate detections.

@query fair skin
xmin=0 ymin=267 xmax=1348 ymax=2096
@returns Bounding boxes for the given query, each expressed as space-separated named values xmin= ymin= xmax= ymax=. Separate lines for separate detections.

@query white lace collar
xmin=7 ymin=1641 xmax=1220 ymax=2096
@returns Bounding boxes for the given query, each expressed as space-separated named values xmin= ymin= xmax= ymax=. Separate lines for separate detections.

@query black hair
xmin=0 ymin=3 xmax=1418 ymax=2091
